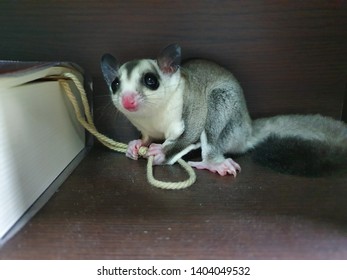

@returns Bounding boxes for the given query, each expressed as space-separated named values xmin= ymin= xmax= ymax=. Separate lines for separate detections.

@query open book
xmin=0 ymin=61 xmax=92 ymax=245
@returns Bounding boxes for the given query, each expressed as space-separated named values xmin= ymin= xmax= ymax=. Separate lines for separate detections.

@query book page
xmin=0 ymin=80 xmax=85 ymax=238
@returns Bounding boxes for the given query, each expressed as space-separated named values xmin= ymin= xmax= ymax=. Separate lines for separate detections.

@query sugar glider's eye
xmin=143 ymin=73 xmax=159 ymax=90
xmin=111 ymin=77 xmax=120 ymax=93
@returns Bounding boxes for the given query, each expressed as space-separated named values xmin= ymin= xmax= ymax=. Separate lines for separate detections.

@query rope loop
xmin=58 ymin=72 xmax=196 ymax=189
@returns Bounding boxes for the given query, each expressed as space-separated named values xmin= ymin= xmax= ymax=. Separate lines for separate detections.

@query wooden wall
xmin=1 ymin=1 xmax=346 ymax=139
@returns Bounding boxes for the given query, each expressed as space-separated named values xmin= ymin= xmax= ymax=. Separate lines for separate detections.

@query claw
xmin=146 ymin=143 xmax=166 ymax=165
xmin=126 ymin=139 xmax=145 ymax=160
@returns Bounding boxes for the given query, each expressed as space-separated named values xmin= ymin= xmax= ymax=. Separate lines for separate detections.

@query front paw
xmin=126 ymin=139 xmax=145 ymax=160
xmin=146 ymin=143 xmax=166 ymax=165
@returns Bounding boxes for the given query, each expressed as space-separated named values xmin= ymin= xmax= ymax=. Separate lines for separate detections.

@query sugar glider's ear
xmin=101 ymin=53 xmax=119 ymax=87
xmin=157 ymin=43 xmax=181 ymax=75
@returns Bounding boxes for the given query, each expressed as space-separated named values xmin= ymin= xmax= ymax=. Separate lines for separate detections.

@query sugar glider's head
xmin=101 ymin=43 xmax=182 ymax=115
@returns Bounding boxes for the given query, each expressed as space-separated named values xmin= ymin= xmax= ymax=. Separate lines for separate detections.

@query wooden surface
xmin=0 ymin=1 xmax=347 ymax=259
xmin=1 ymin=145 xmax=347 ymax=259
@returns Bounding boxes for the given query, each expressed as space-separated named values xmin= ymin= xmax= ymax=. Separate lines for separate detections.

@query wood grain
xmin=0 ymin=1 xmax=346 ymax=259
xmin=0 ymin=1 xmax=346 ymax=123
xmin=1 ymin=146 xmax=347 ymax=259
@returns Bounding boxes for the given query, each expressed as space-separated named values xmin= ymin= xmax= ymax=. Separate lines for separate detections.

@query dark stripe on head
xmin=124 ymin=59 xmax=161 ymax=83
xmin=124 ymin=60 xmax=140 ymax=79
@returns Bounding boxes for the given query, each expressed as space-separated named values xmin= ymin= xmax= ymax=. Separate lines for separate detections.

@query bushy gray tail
xmin=251 ymin=134 xmax=347 ymax=177
xmin=248 ymin=115 xmax=347 ymax=177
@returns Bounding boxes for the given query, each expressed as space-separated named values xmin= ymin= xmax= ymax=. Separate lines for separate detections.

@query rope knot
xmin=138 ymin=146 xmax=148 ymax=157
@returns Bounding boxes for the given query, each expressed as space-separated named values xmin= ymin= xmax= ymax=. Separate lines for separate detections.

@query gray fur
xmin=248 ymin=114 xmax=347 ymax=175
xmin=164 ymin=59 xmax=252 ymax=162
xmin=249 ymin=114 xmax=347 ymax=149
xmin=101 ymin=44 xmax=347 ymax=176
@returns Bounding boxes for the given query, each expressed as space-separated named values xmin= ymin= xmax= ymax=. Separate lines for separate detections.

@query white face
xmin=110 ymin=59 xmax=181 ymax=116
xmin=101 ymin=45 xmax=185 ymax=141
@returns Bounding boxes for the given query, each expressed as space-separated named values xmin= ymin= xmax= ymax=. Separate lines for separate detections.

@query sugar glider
xmin=101 ymin=44 xmax=347 ymax=177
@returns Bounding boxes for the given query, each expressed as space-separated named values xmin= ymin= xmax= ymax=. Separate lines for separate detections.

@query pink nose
xmin=121 ymin=92 xmax=139 ymax=111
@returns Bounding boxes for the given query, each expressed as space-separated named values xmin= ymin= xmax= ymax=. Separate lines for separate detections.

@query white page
xmin=0 ymin=80 xmax=85 ymax=238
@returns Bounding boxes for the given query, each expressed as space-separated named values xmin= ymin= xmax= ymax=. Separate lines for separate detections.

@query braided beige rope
xmin=58 ymin=72 xmax=196 ymax=189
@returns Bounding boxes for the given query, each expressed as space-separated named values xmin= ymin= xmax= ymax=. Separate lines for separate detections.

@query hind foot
xmin=188 ymin=158 xmax=241 ymax=177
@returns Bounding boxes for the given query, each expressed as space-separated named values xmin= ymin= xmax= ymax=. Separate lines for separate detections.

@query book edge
xmin=0 ymin=61 xmax=85 ymax=88
xmin=0 ymin=145 xmax=92 ymax=248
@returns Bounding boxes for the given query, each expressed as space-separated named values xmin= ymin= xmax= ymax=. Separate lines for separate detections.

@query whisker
xmin=95 ymin=101 xmax=119 ymax=122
